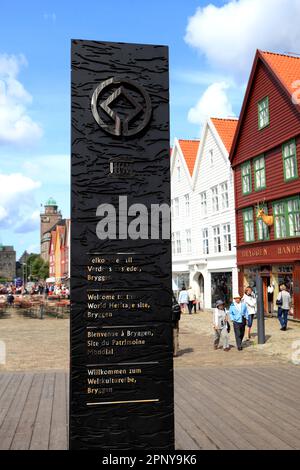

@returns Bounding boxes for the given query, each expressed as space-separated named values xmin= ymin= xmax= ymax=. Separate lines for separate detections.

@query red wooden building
xmin=230 ymin=50 xmax=300 ymax=320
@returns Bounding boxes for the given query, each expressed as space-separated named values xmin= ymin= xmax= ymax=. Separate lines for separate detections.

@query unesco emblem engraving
xmin=91 ymin=77 xmax=152 ymax=137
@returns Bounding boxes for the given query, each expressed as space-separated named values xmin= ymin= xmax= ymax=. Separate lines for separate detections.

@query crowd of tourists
xmin=177 ymin=283 xmax=292 ymax=354
xmin=0 ymin=282 xmax=70 ymax=306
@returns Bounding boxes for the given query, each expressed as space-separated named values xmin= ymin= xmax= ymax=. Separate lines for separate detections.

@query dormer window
xmin=258 ymin=96 xmax=269 ymax=129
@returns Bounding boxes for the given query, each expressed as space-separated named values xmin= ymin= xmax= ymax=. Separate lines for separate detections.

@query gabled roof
xmin=261 ymin=51 xmax=300 ymax=97
xmin=178 ymin=139 xmax=200 ymax=176
xmin=191 ymin=118 xmax=234 ymax=189
xmin=230 ymin=49 xmax=300 ymax=162
xmin=210 ymin=118 xmax=238 ymax=153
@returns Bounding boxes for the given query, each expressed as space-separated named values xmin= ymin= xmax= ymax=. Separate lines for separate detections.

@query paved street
xmin=0 ymin=310 xmax=300 ymax=449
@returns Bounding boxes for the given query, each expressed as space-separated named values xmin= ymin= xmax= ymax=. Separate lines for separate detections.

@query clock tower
xmin=40 ymin=197 xmax=62 ymax=261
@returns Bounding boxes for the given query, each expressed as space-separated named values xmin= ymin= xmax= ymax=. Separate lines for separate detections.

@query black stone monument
xmin=70 ymin=40 xmax=174 ymax=450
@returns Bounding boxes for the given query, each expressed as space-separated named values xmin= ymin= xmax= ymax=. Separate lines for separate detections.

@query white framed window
xmin=243 ymin=208 xmax=255 ymax=242
xmin=242 ymin=162 xmax=252 ymax=195
xmin=174 ymin=198 xmax=179 ymax=217
xmin=254 ymin=155 xmax=266 ymax=190
xmin=213 ymin=225 xmax=221 ymax=253
xmin=171 ymin=232 xmax=175 ymax=255
xmin=258 ymin=96 xmax=269 ymax=130
xmin=220 ymin=182 xmax=229 ymax=210
xmin=177 ymin=165 xmax=181 ymax=181
xmin=186 ymin=229 xmax=192 ymax=253
xmin=287 ymin=198 xmax=300 ymax=237
xmin=202 ymin=228 xmax=209 ymax=255
xmin=209 ymin=149 xmax=214 ymax=166
xmin=223 ymin=224 xmax=232 ymax=251
xmin=257 ymin=205 xmax=269 ymax=241
xmin=211 ymin=186 xmax=219 ymax=213
xmin=200 ymin=191 xmax=207 ymax=217
xmin=184 ymin=194 xmax=190 ymax=217
xmin=175 ymin=231 xmax=181 ymax=254
xmin=283 ymin=140 xmax=298 ymax=181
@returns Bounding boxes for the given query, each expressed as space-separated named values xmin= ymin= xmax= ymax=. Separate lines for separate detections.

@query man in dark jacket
xmin=172 ymin=296 xmax=181 ymax=357
xmin=229 ymin=293 xmax=248 ymax=351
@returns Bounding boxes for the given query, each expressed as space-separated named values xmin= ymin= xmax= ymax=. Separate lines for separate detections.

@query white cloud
xmin=173 ymin=69 xmax=234 ymax=86
xmin=22 ymin=154 xmax=70 ymax=185
xmin=0 ymin=54 xmax=43 ymax=146
xmin=0 ymin=206 xmax=7 ymax=221
xmin=0 ymin=173 xmax=41 ymax=231
xmin=188 ymin=81 xmax=235 ymax=126
xmin=15 ymin=209 xmax=40 ymax=234
xmin=26 ymin=243 xmax=40 ymax=254
xmin=185 ymin=0 xmax=300 ymax=81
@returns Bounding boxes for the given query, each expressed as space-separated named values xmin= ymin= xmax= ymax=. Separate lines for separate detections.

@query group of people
xmin=178 ymin=286 xmax=199 ymax=314
xmin=213 ymin=284 xmax=292 ymax=352
xmin=0 ymin=282 xmax=70 ymax=305
xmin=45 ymin=284 xmax=70 ymax=298
xmin=213 ymin=287 xmax=255 ymax=352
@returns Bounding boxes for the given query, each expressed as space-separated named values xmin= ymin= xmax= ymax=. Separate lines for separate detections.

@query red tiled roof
xmin=230 ymin=49 xmax=300 ymax=161
xmin=211 ymin=118 xmax=238 ymax=153
xmin=178 ymin=139 xmax=200 ymax=176
xmin=260 ymin=50 xmax=300 ymax=97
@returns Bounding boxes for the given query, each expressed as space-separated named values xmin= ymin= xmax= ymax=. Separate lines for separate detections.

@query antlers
xmin=256 ymin=198 xmax=266 ymax=211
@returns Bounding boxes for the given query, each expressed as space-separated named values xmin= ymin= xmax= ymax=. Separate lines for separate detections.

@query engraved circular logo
xmin=91 ymin=77 xmax=152 ymax=137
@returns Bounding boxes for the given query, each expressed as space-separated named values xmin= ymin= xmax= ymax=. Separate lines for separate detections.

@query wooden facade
xmin=48 ymin=219 xmax=70 ymax=283
xmin=230 ymin=50 xmax=300 ymax=320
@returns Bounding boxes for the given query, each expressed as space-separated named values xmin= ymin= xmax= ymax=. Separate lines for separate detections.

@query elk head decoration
xmin=256 ymin=200 xmax=274 ymax=227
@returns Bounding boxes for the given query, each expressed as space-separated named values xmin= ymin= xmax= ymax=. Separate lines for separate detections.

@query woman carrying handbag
xmin=276 ymin=284 xmax=291 ymax=331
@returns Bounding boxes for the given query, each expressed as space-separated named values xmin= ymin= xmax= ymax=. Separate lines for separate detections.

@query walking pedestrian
xmin=213 ymin=300 xmax=230 ymax=352
xmin=267 ymin=283 xmax=274 ymax=316
xmin=229 ymin=293 xmax=248 ymax=351
xmin=7 ymin=291 xmax=14 ymax=307
xmin=187 ymin=286 xmax=195 ymax=315
xmin=276 ymin=284 xmax=291 ymax=331
xmin=243 ymin=286 xmax=256 ymax=341
xmin=178 ymin=286 xmax=189 ymax=314
xmin=172 ymin=295 xmax=181 ymax=357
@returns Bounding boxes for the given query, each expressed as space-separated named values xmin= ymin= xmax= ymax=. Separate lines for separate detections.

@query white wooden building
xmin=171 ymin=118 xmax=239 ymax=309
xmin=171 ymin=139 xmax=200 ymax=293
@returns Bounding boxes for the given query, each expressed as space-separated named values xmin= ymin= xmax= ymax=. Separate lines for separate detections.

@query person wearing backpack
xmin=276 ymin=284 xmax=291 ymax=331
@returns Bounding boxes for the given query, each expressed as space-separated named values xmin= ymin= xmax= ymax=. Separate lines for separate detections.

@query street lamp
xmin=22 ymin=263 xmax=27 ymax=286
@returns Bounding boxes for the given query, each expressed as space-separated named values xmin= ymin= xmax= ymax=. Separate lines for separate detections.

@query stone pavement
xmin=175 ymin=310 xmax=300 ymax=368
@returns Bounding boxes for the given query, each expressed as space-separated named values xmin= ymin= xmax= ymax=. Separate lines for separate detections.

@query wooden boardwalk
xmin=0 ymin=366 xmax=299 ymax=450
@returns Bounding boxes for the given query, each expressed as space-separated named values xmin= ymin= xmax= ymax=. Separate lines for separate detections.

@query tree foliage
xmin=25 ymin=254 xmax=49 ymax=281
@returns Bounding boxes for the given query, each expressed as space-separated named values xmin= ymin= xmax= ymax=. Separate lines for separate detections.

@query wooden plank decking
xmin=0 ymin=367 xmax=299 ymax=450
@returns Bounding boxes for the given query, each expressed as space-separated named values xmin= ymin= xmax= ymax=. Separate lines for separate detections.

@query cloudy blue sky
xmin=1 ymin=0 xmax=300 ymax=257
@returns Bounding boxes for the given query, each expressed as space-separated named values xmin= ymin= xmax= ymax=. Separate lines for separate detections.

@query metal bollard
xmin=256 ymin=273 xmax=266 ymax=344
xmin=40 ymin=303 xmax=44 ymax=320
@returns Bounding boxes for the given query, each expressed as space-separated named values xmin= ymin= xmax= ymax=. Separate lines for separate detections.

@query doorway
xmin=211 ymin=272 xmax=232 ymax=308
xmin=262 ymin=276 xmax=270 ymax=316
xmin=194 ymin=272 xmax=204 ymax=310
